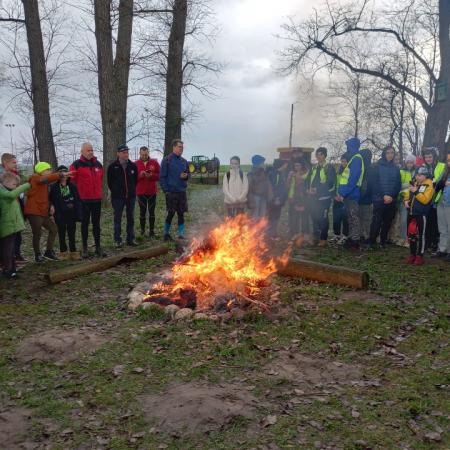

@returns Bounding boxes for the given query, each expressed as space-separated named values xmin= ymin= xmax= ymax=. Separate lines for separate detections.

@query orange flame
xmin=150 ymin=215 xmax=290 ymax=309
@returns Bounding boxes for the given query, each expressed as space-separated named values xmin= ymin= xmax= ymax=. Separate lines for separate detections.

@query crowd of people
xmin=222 ymin=139 xmax=450 ymax=266
xmin=0 ymin=139 xmax=190 ymax=279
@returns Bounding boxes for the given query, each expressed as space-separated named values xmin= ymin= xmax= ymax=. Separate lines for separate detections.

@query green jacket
xmin=0 ymin=183 xmax=30 ymax=238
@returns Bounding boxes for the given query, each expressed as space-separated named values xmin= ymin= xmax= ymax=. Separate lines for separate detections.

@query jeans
xmin=344 ymin=198 xmax=360 ymax=242
xmin=369 ymin=202 xmax=397 ymax=245
xmin=112 ymin=197 xmax=136 ymax=244
xmin=437 ymin=202 xmax=450 ymax=253
xmin=310 ymin=198 xmax=331 ymax=241
xmin=28 ymin=215 xmax=57 ymax=254
xmin=249 ymin=194 xmax=267 ymax=219
xmin=333 ymin=201 xmax=348 ymax=236
xmin=138 ymin=195 xmax=157 ymax=233
xmin=226 ymin=206 xmax=245 ymax=218
xmin=81 ymin=201 xmax=101 ymax=248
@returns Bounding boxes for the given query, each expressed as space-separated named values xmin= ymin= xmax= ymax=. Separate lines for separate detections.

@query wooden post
xmin=45 ymin=245 xmax=169 ymax=284
xmin=278 ymin=258 xmax=369 ymax=290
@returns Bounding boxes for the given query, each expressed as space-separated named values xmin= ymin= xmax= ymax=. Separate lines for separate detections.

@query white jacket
xmin=223 ymin=169 xmax=249 ymax=205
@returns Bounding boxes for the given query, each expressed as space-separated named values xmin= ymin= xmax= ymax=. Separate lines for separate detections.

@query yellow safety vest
xmin=400 ymin=169 xmax=413 ymax=201
xmin=339 ymin=154 xmax=365 ymax=187
xmin=433 ymin=162 xmax=446 ymax=203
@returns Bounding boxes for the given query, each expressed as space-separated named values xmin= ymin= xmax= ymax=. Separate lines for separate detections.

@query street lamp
xmin=5 ymin=123 xmax=15 ymax=153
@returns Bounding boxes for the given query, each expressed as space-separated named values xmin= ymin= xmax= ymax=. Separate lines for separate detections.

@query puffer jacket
xmin=410 ymin=178 xmax=434 ymax=215
xmin=0 ymin=183 xmax=30 ymax=238
xmin=370 ymin=149 xmax=401 ymax=204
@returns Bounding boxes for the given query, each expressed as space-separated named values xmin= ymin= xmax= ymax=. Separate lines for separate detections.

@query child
xmin=405 ymin=166 xmax=434 ymax=265
xmin=0 ymin=172 xmax=30 ymax=278
xmin=223 ymin=156 xmax=249 ymax=217
xmin=287 ymin=160 xmax=309 ymax=240
xmin=49 ymin=166 xmax=82 ymax=260
xmin=25 ymin=162 xmax=70 ymax=262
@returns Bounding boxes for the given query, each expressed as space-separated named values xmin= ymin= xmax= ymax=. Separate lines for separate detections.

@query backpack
xmin=226 ymin=170 xmax=243 ymax=182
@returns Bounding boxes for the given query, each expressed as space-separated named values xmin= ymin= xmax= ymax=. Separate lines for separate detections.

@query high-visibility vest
xmin=339 ymin=154 xmax=365 ymax=188
xmin=433 ymin=162 xmax=446 ymax=203
xmin=400 ymin=169 xmax=413 ymax=201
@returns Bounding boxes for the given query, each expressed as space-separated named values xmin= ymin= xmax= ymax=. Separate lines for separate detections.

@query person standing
xmin=222 ymin=156 xmax=249 ymax=217
xmin=107 ymin=144 xmax=138 ymax=248
xmin=434 ymin=152 xmax=450 ymax=260
xmin=405 ymin=166 xmax=434 ymax=265
xmin=306 ymin=147 xmax=336 ymax=247
xmin=358 ymin=149 xmax=373 ymax=243
xmin=0 ymin=172 xmax=30 ymax=278
xmin=368 ymin=145 xmax=401 ymax=248
xmin=135 ymin=146 xmax=160 ymax=237
xmin=160 ymin=139 xmax=190 ymax=241
xmin=70 ymin=142 xmax=106 ymax=258
xmin=247 ymin=155 xmax=272 ymax=219
xmin=267 ymin=160 xmax=289 ymax=238
xmin=422 ymin=147 xmax=445 ymax=252
xmin=287 ymin=160 xmax=309 ymax=239
xmin=336 ymin=138 xmax=365 ymax=250
xmin=332 ymin=154 xmax=349 ymax=242
xmin=397 ymin=154 xmax=417 ymax=246
xmin=49 ymin=166 xmax=82 ymax=260
xmin=25 ymin=162 xmax=65 ymax=262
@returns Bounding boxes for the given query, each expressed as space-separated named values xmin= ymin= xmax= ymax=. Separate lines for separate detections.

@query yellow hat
xmin=34 ymin=162 xmax=51 ymax=174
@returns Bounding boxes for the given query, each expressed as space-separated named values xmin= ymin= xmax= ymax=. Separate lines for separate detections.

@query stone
xmin=133 ymin=282 xmax=152 ymax=294
xmin=128 ymin=292 xmax=145 ymax=310
xmin=174 ymin=308 xmax=194 ymax=320
xmin=142 ymin=302 xmax=163 ymax=311
xmin=193 ymin=313 xmax=209 ymax=320
xmin=165 ymin=304 xmax=180 ymax=318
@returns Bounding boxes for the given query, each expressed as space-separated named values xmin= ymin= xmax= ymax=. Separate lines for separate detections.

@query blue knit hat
xmin=251 ymin=154 xmax=265 ymax=167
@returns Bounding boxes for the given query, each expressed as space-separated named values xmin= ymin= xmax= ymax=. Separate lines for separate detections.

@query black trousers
xmin=408 ymin=215 xmax=426 ymax=256
xmin=332 ymin=201 xmax=348 ymax=236
xmin=56 ymin=212 xmax=77 ymax=252
xmin=1 ymin=233 xmax=17 ymax=273
xmin=268 ymin=205 xmax=283 ymax=237
xmin=14 ymin=232 xmax=22 ymax=257
xmin=310 ymin=199 xmax=331 ymax=241
xmin=165 ymin=192 xmax=187 ymax=226
xmin=81 ymin=201 xmax=101 ymax=248
xmin=425 ymin=207 xmax=439 ymax=250
xmin=138 ymin=195 xmax=157 ymax=233
xmin=369 ymin=202 xmax=396 ymax=245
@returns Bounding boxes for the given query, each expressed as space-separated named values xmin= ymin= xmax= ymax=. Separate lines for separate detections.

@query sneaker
xmin=163 ymin=234 xmax=173 ymax=242
xmin=115 ymin=241 xmax=124 ymax=249
xmin=81 ymin=247 xmax=89 ymax=259
xmin=35 ymin=253 xmax=44 ymax=263
xmin=414 ymin=255 xmax=425 ymax=265
xmin=3 ymin=270 xmax=18 ymax=279
xmin=406 ymin=255 xmax=416 ymax=264
xmin=431 ymin=251 xmax=447 ymax=258
xmin=127 ymin=240 xmax=138 ymax=247
xmin=95 ymin=246 xmax=107 ymax=257
xmin=43 ymin=250 xmax=59 ymax=261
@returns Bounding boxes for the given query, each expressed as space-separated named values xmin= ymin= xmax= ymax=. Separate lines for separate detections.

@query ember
xmin=144 ymin=215 xmax=290 ymax=310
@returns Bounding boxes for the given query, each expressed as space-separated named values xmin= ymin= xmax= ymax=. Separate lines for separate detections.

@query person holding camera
xmin=160 ymin=139 xmax=189 ymax=241
xmin=135 ymin=146 xmax=160 ymax=237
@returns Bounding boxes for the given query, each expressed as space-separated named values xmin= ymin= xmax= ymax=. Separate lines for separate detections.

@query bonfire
xmin=143 ymin=215 xmax=290 ymax=312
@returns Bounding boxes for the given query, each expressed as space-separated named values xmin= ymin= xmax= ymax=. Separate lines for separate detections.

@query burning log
xmin=278 ymin=258 xmax=369 ymax=290
xmin=45 ymin=245 xmax=169 ymax=284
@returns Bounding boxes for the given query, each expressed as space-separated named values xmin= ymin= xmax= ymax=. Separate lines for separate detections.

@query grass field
xmin=0 ymin=184 xmax=448 ymax=449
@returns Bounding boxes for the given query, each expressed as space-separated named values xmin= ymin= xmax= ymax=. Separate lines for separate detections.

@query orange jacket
xmin=24 ymin=172 xmax=61 ymax=217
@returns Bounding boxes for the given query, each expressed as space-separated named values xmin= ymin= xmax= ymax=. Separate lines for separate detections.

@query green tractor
xmin=188 ymin=155 xmax=220 ymax=174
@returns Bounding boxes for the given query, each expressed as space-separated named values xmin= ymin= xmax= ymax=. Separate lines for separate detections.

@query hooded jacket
xmin=266 ymin=164 xmax=288 ymax=206
xmin=338 ymin=137 xmax=363 ymax=201
xmin=24 ymin=172 xmax=61 ymax=217
xmin=358 ymin=149 xmax=373 ymax=205
xmin=410 ymin=178 xmax=434 ymax=216
xmin=370 ymin=148 xmax=401 ymax=204
xmin=0 ymin=182 xmax=30 ymax=238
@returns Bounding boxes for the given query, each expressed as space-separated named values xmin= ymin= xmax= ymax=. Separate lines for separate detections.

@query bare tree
xmin=281 ymin=0 xmax=449 ymax=159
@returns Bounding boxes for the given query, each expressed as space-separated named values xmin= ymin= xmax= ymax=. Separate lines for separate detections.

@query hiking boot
xmin=414 ymin=255 xmax=425 ymax=265
xmin=406 ymin=255 xmax=416 ymax=264
xmin=70 ymin=251 xmax=81 ymax=261
xmin=35 ymin=253 xmax=44 ymax=263
xmin=43 ymin=250 xmax=59 ymax=261
xmin=163 ymin=234 xmax=173 ymax=242
xmin=95 ymin=246 xmax=107 ymax=257
xmin=59 ymin=251 xmax=70 ymax=261
xmin=81 ymin=247 xmax=89 ymax=259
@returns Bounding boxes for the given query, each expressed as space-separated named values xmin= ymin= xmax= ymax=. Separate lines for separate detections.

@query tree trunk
xmin=21 ymin=0 xmax=57 ymax=167
xmin=94 ymin=0 xmax=133 ymax=199
xmin=423 ymin=0 xmax=450 ymax=160
xmin=164 ymin=0 xmax=187 ymax=156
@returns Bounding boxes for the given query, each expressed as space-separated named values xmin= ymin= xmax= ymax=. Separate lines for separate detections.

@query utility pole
xmin=288 ymin=104 xmax=294 ymax=148
xmin=5 ymin=123 xmax=15 ymax=152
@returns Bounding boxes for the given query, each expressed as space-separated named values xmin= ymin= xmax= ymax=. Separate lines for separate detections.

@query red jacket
xmin=135 ymin=158 xmax=160 ymax=196
xmin=70 ymin=156 xmax=103 ymax=201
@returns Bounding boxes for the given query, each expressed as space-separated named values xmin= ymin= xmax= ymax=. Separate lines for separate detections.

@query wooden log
xmin=278 ymin=257 xmax=369 ymax=290
xmin=45 ymin=245 xmax=169 ymax=284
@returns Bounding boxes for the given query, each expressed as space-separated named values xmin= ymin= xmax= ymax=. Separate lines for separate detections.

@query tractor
xmin=188 ymin=155 xmax=220 ymax=174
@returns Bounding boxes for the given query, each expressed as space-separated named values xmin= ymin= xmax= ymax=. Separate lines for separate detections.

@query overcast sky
xmin=0 ymin=0 xmax=321 ymax=165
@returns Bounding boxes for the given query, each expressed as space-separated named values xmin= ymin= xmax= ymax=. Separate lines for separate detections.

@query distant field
xmin=219 ymin=164 xmax=252 ymax=174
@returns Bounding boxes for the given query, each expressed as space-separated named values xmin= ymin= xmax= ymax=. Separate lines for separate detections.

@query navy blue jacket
xmin=370 ymin=150 xmax=401 ymax=204
xmin=160 ymin=153 xmax=189 ymax=193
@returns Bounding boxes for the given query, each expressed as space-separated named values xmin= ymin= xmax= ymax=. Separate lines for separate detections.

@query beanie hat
xmin=117 ymin=144 xmax=129 ymax=152
xmin=405 ymin=154 xmax=416 ymax=164
xmin=251 ymin=154 xmax=265 ymax=167
xmin=417 ymin=166 xmax=431 ymax=178
xmin=34 ymin=162 xmax=51 ymax=174
xmin=56 ymin=165 xmax=68 ymax=172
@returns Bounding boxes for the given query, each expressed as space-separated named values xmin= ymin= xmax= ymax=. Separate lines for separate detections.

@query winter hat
xmin=251 ymin=154 xmax=265 ymax=167
xmin=405 ymin=154 xmax=416 ymax=164
xmin=416 ymin=166 xmax=431 ymax=178
xmin=56 ymin=165 xmax=68 ymax=172
xmin=34 ymin=162 xmax=51 ymax=174
xmin=117 ymin=144 xmax=129 ymax=152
